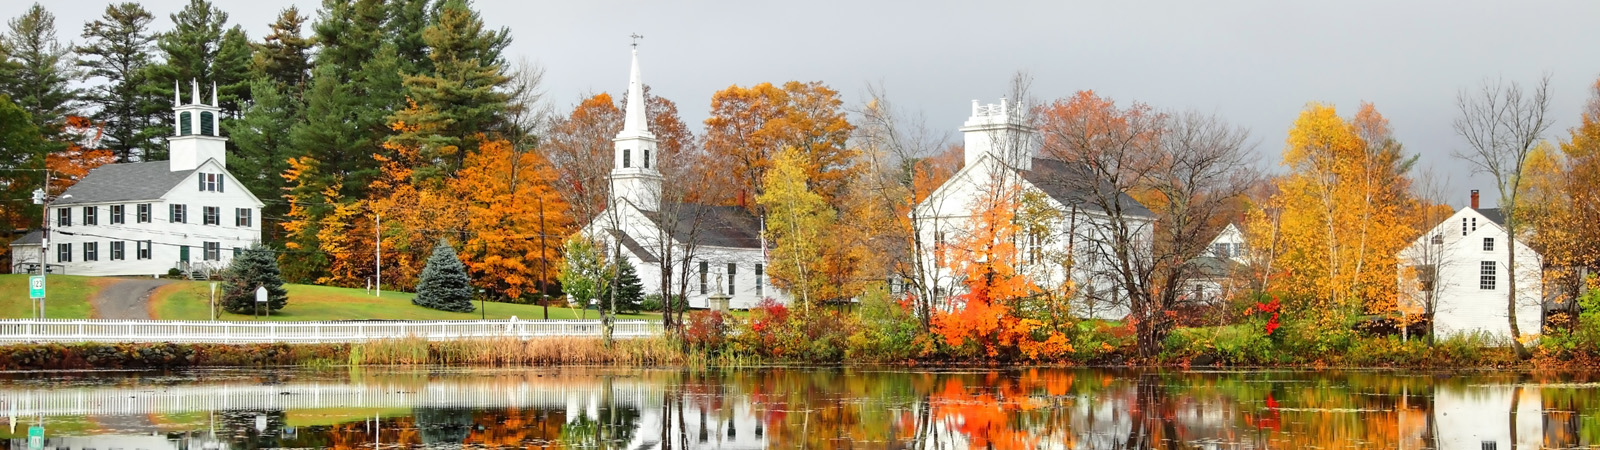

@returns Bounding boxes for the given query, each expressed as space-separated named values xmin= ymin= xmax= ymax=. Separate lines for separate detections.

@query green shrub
xmin=845 ymin=285 xmax=921 ymax=362
xmin=414 ymin=239 xmax=474 ymax=312
xmin=219 ymin=244 xmax=288 ymax=314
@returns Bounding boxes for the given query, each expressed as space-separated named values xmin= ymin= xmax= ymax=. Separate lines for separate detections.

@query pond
xmin=0 ymin=367 xmax=1595 ymax=449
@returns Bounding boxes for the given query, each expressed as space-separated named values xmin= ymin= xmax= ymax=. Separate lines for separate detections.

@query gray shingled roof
xmin=641 ymin=203 xmax=764 ymax=249
xmin=9 ymin=230 xmax=41 ymax=246
xmin=1018 ymin=158 xmax=1155 ymax=218
xmin=1476 ymin=208 xmax=1505 ymax=226
xmin=607 ymin=228 xmax=661 ymax=263
xmin=52 ymin=162 xmax=195 ymax=205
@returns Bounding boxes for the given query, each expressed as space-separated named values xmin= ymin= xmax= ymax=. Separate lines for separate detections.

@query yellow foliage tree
xmin=451 ymin=138 xmax=572 ymax=301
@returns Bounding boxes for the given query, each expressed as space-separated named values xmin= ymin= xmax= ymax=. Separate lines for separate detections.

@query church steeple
xmin=610 ymin=41 xmax=663 ymax=211
xmin=167 ymin=78 xmax=227 ymax=172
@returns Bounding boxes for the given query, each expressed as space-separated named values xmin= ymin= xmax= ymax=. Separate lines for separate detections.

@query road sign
xmin=28 ymin=276 xmax=44 ymax=299
xmin=27 ymin=425 xmax=42 ymax=449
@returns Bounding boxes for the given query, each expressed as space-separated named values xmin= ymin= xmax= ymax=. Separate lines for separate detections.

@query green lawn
xmin=150 ymin=281 xmax=655 ymax=321
xmin=0 ymin=274 xmax=105 ymax=319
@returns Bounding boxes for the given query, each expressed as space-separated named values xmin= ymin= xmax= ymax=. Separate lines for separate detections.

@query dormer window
xmin=623 ymin=149 xmax=631 ymax=168
xmin=1431 ymin=234 xmax=1444 ymax=245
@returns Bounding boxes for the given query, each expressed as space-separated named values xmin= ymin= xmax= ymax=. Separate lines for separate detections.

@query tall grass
xmin=347 ymin=336 xmax=683 ymax=366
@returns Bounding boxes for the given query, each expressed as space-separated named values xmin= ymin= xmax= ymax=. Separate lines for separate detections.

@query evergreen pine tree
xmin=1 ymin=3 xmax=77 ymax=143
xmin=414 ymin=238 xmax=474 ymax=312
xmin=223 ymin=79 xmax=299 ymax=232
xmin=220 ymin=244 xmax=289 ymax=313
xmin=251 ymin=7 xmax=312 ymax=96
xmin=0 ymin=95 xmax=50 ymax=246
xmin=613 ymin=257 xmax=645 ymax=314
xmin=76 ymin=2 xmax=159 ymax=162
xmin=386 ymin=0 xmax=511 ymax=181
xmin=212 ymin=26 xmax=253 ymax=116
xmin=142 ymin=0 xmax=228 ymax=159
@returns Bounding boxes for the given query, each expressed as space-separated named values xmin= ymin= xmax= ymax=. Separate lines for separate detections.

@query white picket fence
xmin=0 ymin=319 xmax=663 ymax=344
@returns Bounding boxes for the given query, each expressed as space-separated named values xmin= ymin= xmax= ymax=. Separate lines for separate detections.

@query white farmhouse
xmin=578 ymin=47 xmax=788 ymax=309
xmin=1180 ymin=223 xmax=1248 ymax=304
xmin=9 ymin=81 xmax=264 ymax=278
xmin=913 ymin=100 xmax=1154 ymax=319
xmin=1397 ymin=190 xmax=1542 ymax=341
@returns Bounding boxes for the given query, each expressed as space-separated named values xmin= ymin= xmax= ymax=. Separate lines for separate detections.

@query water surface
xmin=0 ymin=367 xmax=1595 ymax=449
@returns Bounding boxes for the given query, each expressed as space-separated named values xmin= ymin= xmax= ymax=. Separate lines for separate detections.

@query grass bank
xmin=0 ymin=274 xmax=108 ymax=319
xmin=148 ymin=281 xmax=654 ymax=321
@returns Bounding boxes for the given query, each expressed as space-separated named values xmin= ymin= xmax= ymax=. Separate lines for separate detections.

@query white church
xmin=9 ymin=81 xmax=265 ymax=278
xmin=913 ymin=100 xmax=1155 ymax=319
xmin=579 ymin=48 xmax=789 ymax=309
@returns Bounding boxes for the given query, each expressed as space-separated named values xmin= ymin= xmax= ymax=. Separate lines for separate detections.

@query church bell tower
xmin=610 ymin=43 xmax=664 ymax=211
xmin=167 ymin=79 xmax=228 ymax=172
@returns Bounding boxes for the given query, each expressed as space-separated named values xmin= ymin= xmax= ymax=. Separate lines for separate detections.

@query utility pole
xmin=539 ymin=195 xmax=549 ymax=320
xmin=33 ymin=171 xmax=52 ymax=319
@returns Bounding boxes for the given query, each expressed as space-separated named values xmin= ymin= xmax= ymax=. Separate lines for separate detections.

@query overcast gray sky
xmin=10 ymin=0 xmax=1600 ymax=208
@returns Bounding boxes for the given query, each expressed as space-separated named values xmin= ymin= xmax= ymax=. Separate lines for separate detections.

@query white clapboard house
xmin=1397 ymin=190 xmax=1542 ymax=341
xmin=578 ymin=47 xmax=789 ymax=309
xmin=1179 ymin=223 xmax=1249 ymax=304
xmin=913 ymin=99 xmax=1155 ymax=319
xmin=9 ymin=81 xmax=264 ymax=278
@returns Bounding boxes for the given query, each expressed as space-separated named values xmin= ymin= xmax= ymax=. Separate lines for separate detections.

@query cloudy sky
xmin=9 ymin=0 xmax=1600 ymax=207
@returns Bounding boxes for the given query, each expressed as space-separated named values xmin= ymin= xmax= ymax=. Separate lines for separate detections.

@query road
xmin=90 ymin=278 xmax=172 ymax=320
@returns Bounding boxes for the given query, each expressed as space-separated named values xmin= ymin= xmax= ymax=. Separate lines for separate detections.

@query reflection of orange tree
xmin=933 ymin=183 xmax=1073 ymax=360
xmin=928 ymin=372 xmax=1057 ymax=449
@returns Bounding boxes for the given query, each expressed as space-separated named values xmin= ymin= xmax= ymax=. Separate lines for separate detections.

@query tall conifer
xmin=77 ymin=2 xmax=159 ymax=162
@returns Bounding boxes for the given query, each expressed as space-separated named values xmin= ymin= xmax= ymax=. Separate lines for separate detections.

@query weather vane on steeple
xmin=630 ymin=33 xmax=644 ymax=48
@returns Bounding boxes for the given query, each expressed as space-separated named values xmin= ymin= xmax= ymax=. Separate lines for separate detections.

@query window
xmin=179 ymin=111 xmax=192 ymax=135
xmin=203 ymin=206 xmax=219 ymax=225
xmin=623 ymin=149 xmax=631 ymax=168
xmin=1483 ymin=237 xmax=1495 ymax=251
xmin=111 ymin=205 xmax=124 ymax=224
xmin=233 ymin=247 xmax=242 ymax=258
xmin=699 ymin=261 xmax=708 ymax=294
xmin=1026 ymin=231 xmax=1044 ymax=264
xmin=83 ymin=206 xmax=97 ymax=226
xmin=1471 ymin=217 xmax=1477 ymax=232
xmin=236 ymin=208 xmax=253 ymax=227
xmin=1431 ymin=234 xmax=1444 ymax=245
xmin=170 ymin=204 xmax=187 ymax=224
xmin=1480 ymin=261 xmax=1497 ymax=290
xmin=1461 ymin=217 xmax=1468 ymax=235
xmin=56 ymin=208 xmax=70 ymax=227
xmin=110 ymin=241 xmax=125 ymax=260
xmin=198 ymin=173 xmax=223 ymax=192
xmin=727 ymin=263 xmax=737 ymax=295
xmin=137 ymin=204 xmax=151 ymax=223
xmin=84 ymin=242 xmax=98 ymax=261
xmin=200 ymin=111 xmax=214 ymax=136
xmin=644 ymin=149 xmax=652 ymax=169
xmin=755 ymin=264 xmax=764 ymax=297
xmin=56 ymin=243 xmax=71 ymax=262
xmin=204 ymin=242 xmax=220 ymax=261
xmin=136 ymin=241 xmax=151 ymax=260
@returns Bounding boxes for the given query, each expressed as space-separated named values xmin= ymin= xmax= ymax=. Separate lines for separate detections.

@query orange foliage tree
xmin=451 ymin=138 xmax=571 ymax=301
xmin=703 ymin=81 xmax=856 ymax=208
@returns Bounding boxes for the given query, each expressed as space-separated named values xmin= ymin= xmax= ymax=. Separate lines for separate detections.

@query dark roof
xmin=8 ymin=230 xmax=41 ymax=246
xmin=606 ymin=228 xmax=660 ymax=263
xmin=1475 ymin=208 xmax=1505 ymax=226
xmin=1017 ymin=158 xmax=1155 ymax=218
xmin=640 ymin=203 xmax=764 ymax=249
xmin=1189 ymin=256 xmax=1243 ymax=278
xmin=53 ymin=162 xmax=195 ymax=205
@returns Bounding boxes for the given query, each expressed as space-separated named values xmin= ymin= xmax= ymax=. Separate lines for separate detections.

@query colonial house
xmin=578 ymin=47 xmax=788 ymax=309
xmin=9 ymin=81 xmax=264 ymax=278
xmin=913 ymin=100 xmax=1155 ymax=319
xmin=1180 ymin=223 xmax=1249 ymax=304
xmin=1397 ymin=190 xmax=1542 ymax=341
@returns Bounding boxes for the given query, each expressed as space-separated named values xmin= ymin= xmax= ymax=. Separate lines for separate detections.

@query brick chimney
xmin=1471 ymin=189 xmax=1479 ymax=209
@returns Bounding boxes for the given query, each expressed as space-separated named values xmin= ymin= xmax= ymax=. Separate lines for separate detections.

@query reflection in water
xmin=0 ymin=367 xmax=1597 ymax=449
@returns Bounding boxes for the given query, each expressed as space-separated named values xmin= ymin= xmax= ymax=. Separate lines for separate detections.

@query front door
xmin=179 ymin=245 xmax=189 ymax=263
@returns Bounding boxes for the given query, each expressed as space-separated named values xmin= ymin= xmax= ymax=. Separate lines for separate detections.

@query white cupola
xmin=961 ymin=98 xmax=1036 ymax=171
xmin=610 ymin=45 xmax=663 ymax=211
xmin=167 ymin=79 xmax=227 ymax=172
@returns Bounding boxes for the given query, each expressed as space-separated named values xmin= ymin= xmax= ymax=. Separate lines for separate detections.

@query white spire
xmin=174 ymin=80 xmax=181 ymax=106
xmin=211 ymin=81 xmax=218 ymax=107
xmin=620 ymin=48 xmax=648 ymax=135
xmin=190 ymin=79 xmax=200 ymax=105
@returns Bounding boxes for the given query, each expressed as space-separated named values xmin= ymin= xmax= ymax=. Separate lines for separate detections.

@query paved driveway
xmin=91 ymin=278 xmax=173 ymax=320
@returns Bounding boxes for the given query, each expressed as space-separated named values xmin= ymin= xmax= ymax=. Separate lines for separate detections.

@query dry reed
xmin=347 ymin=336 xmax=684 ymax=366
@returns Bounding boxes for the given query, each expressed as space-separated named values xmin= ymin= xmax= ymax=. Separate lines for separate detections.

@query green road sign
xmin=28 ymin=275 xmax=44 ymax=299
xmin=27 ymin=425 xmax=42 ymax=449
